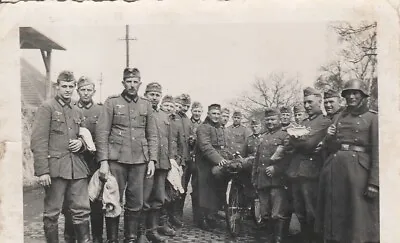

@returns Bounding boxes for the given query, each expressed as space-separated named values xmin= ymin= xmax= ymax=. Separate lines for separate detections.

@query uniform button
xmin=352 ymin=154 xmax=356 ymax=157
xmin=338 ymin=122 xmax=341 ymax=125
xmin=354 ymin=138 xmax=358 ymax=141
xmin=355 ymin=130 xmax=359 ymax=133
xmin=132 ymin=137 xmax=135 ymax=140
xmin=356 ymin=122 xmax=360 ymax=125
xmin=69 ymin=127 xmax=72 ymax=130
xmin=333 ymin=154 xmax=337 ymax=157
xmin=310 ymin=158 xmax=313 ymax=161
xmin=358 ymin=115 xmax=362 ymax=118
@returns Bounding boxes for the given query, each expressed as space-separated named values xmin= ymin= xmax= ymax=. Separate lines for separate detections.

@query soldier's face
xmin=232 ymin=116 xmax=241 ymax=126
xmin=161 ymin=101 xmax=175 ymax=114
xmin=182 ymin=104 xmax=190 ymax=113
xmin=77 ymin=84 xmax=95 ymax=103
xmin=57 ymin=81 xmax=76 ymax=100
xmin=191 ymin=107 xmax=203 ymax=120
xmin=343 ymin=90 xmax=364 ymax=108
xmin=265 ymin=115 xmax=280 ymax=130
xmin=324 ymin=97 xmax=341 ymax=115
xmin=208 ymin=109 xmax=221 ymax=123
xmin=174 ymin=102 xmax=184 ymax=113
xmin=304 ymin=95 xmax=321 ymax=116
xmin=122 ymin=77 xmax=141 ymax=96
xmin=281 ymin=112 xmax=291 ymax=125
xmin=251 ymin=124 xmax=262 ymax=135
xmin=294 ymin=112 xmax=305 ymax=124
xmin=145 ymin=91 xmax=162 ymax=107
xmin=220 ymin=112 xmax=230 ymax=125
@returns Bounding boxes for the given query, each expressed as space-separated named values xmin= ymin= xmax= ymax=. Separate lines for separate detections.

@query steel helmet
xmin=341 ymin=79 xmax=369 ymax=97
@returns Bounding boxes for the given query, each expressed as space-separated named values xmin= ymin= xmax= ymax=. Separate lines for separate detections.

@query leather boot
xmin=136 ymin=212 xmax=150 ymax=243
xmin=274 ymin=219 xmax=286 ymax=243
xmin=91 ymin=201 xmax=104 ymax=243
xmin=191 ymin=193 xmax=200 ymax=225
xmin=105 ymin=216 xmax=119 ymax=243
xmin=299 ymin=221 xmax=310 ymax=243
xmin=44 ymin=220 xmax=59 ymax=243
xmin=167 ymin=202 xmax=183 ymax=228
xmin=158 ymin=208 xmax=176 ymax=237
xmin=124 ymin=211 xmax=139 ymax=243
xmin=176 ymin=193 xmax=186 ymax=218
xmin=74 ymin=220 xmax=92 ymax=243
xmin=146 ymin=210 xmax=166 ymax=243
xmin=64 ymin=212 xmax=76 ymax=243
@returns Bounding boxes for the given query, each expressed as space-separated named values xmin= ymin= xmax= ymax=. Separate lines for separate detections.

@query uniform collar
xmin=267 ymin=125 xmax=282 ymax=134
xmin=305 ymin=110 xmax=322 ymax=121
xmin=344 ymin=99 xmax=369 ymax=116
xmin=77 ymin=99 xmax=94 ymax=109
xmin=232 ymin=124 xmax=241 ymax=128
xmin=190 ymin=117 xmax=201 ymax=124
xmin=179 ymin=112 xmax=188 ymax=118
xmin=55 ymin=95 xmax=72 ymax=109
xmin=121 ymin=90 xmax=139 ymax=103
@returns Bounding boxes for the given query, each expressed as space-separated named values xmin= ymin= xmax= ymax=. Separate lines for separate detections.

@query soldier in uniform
xmin=323 ymin=89 xmax=344 ymax=121
xmin=174 ymin=94 xmax=192 ymax=225
xmin=286 ymin=87 xmax=331 ymax=243
xmin=95 ymin=68 xmax=158 ymax=243
xmin=280 ymin=106 xmax=293 ymax=130
xmin=31 ymin=71 xmax=91 ymax=243
xmin=227 ymin=111 xmax=252 ymax=155
xmin=62 ymin=77 xmax=104 ymax=243
xmin=220 ymin=108 xmax=231 ymax=128
xmin=252 ymin=108 xmax=292 ymax=243
xmin=293 ymin=104 xmax=306 ymax=125
xmin=188 ymin=101 xmax=203 ymax=225
xmin=196 ymin=104 xmax=232 ymax=231
xmin=142 ymin=83 xmax=176 ymax=243
xmin=315 ymin=80 xmax=379 ymax=243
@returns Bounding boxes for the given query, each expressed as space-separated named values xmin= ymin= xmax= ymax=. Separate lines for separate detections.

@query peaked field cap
xmin=250 ymin=118 xmax=261 ymax=125
xmin=179 ymin=93 xmax=191 ymax=105
xmin=293 ymin=103 xmax=305 ymax=113
xmin=208 ymin=103 xmax=221 ymax=111
xmin=324 ymin=88 xmax=340 ymax=99
xmin=303 ymin=87 xmax=321 ymax=97
xmin=77 ymin=76 xmax=95 ymax=89
xmin=279 ymin=106 xmax=291 ymax=114
xmin=162 ymin=95 xmax=174 ymax=103
xmin=145 ymin=82 xmax=162 ymax=93
xmin=57 ymin=70 xmax=76 ymax=82
xmin=265 ymin=108 xmax=280 ymax=117
xmin=191 ymin=101 xmax=202 ymax=109
xmin=221 ymin=107 xmax=231 ymax=114
xmin=232 ymin=111 xmax=242 ymax=117
xmin=123 ymin=67 xmax=140 ymax=79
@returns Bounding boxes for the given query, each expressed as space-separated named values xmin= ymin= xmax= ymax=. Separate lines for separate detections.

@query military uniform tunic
xmin=226 ymin=124 xmax=252 ymax=155
xmin=31 ymin=95 xmax=90 ymax=224
xmin=95 ymin=91 xmax=158 ymax=212
xmin=315 ymin=103 xmax=379 ymax=243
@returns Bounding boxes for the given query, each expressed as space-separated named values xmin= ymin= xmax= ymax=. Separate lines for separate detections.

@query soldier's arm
xmin=368 ymin=114 xmax=379 ymax=187
xmin=146 ymin=103 xmax=159 ymax=163
xmin=251 ymin=143 xmax=261 ymax=184
xmin=168 ymin=118 xmax=179 ymax=161
xmin=273 ymin=134 xmax=292 ymax=174
xmin=196 ymin=125 xmax=224 ymax=165
xmin=95 ymin=98 xmax=113 ymax=163
xmin=290 ymin=117 xmax=331 ymax=152
xmin=31 ymin=103 xmax=51 ymax=176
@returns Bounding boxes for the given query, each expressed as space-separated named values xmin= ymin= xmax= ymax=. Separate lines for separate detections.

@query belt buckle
xmin=342 ymin=144 xmax=350 ymax=150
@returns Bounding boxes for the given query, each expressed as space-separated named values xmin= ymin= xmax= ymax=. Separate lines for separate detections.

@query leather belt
xmin=340 ymin=144 xmax=367 ymax=152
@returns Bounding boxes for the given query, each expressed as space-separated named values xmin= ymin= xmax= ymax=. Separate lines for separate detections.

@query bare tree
xmin=230 ymin=72 xmax=302 ymax=120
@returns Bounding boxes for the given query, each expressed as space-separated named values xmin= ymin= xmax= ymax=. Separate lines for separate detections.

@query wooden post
xmin=41 ymin=49 xmax=52 ymax=99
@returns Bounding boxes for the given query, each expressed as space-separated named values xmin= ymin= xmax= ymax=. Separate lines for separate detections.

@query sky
xmin=21 ymin=23 xmax=340 ymax=112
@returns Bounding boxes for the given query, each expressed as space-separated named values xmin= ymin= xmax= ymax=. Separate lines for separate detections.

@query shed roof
xmin=20 ymin=27 xmax=66 ymax=51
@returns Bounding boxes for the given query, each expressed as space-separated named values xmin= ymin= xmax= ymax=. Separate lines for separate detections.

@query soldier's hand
xmin=314 ymin=142 xmax=323 ymax=153
xmin=364 ymin=184 xmax=379 ymax=199
xmin=69 ymin=139 xmax=83 ymax=152
xmin=218 ymin=159 xmax=228 ymax=167
xmin=38 ymin=174 xmax=51 ymax=187
xmin=146 ymin=160 xmax=155 ymax=178
xmin=327 ymin=124 xmax=337 ymax=136
xmin=265 ymin=166 xmax=275 ymax=177
xmin=99 ymin=161 xmax=110 ymax=182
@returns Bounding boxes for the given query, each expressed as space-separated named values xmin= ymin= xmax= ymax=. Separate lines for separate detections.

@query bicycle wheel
xmin=225 ymin=180 xmax=242 ymax=237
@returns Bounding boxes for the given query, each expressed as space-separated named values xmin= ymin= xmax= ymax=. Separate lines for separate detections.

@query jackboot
xmin=137 ymin=212 xmax=150 ymax=243
xmin=158 ymin=208 xmax=176 ymax=237
xmin=167 ymin=201 xmax=183 ymax=228
xmin=124 ymin=211 xmax=139 ymax=243
xmin=91 ymin=201 xmax=104 ymax=243
xmin=105 ymin=216 xmax=119 ymax=243
xmin=176 ymin=193 xmax=186 ymax=218
xmin=191 ymin=193 xmax=200 ymax=225
xmin=299 ymin=221 xmax=311 ymax=243
xmin=146 ymin=210 xmax=166 ymax=243
xmin=64 ymin=212 xmax=76 ymax=243
xmin=273 ymin=219 xmax=286 ymax=243
xmin=44 ymin=220 xmax=59 ymax=243
xmin=73 ymin=220 xmax=92 ymax=243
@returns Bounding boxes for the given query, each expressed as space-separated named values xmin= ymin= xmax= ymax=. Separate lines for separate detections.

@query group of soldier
xmin=30 ymin=66 xmax=379 ymax=243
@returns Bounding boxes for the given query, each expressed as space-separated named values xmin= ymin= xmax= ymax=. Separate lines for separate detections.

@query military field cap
xmin=162 ymin=95 xmax=174 ymax=104
xmin=293 ymin=103 xmax=305 ymax=113
xmin=221 ymin=107 xmax=231 ymax=114
xmin=57 ymin=70 xmax=76 ymax=83
xmin=250 ymin=118 xmax=261 ymax=125
xmin=265 ymin=108 xmax=280 ymax=117
xmin=191 ymin=101 xmax=203 ymax=109
xmin=123 ymin=67 xmax=140 ymax=79
xmin=279 ymin=106 xmax=291 ymax=114
xmin=303 ymin=87 xmax=321 ymax=97
xmin=145 ymin=82 xmax=162 ymax=93
xmin=324 ymin=88 xmax=340 ymax=99
xmin=180 ymin=93 xmax=191 ymax=105
xmin=77 ymin=76 xmax=95 ymax=89
xmin=208 ymin=103 xmax=221 ymax=111
xmin=232 ymin=111 xmax=242 ymax=117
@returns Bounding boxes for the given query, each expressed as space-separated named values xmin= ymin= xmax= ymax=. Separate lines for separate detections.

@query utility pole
xmin=118 ymin=25 xmax=137 ymax=68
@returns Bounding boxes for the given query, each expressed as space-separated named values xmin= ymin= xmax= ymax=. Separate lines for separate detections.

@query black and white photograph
xmin=1 ymin=1 xmax=400 ymax=243
xmin=18 ymin=20 xmax=381 ymax=243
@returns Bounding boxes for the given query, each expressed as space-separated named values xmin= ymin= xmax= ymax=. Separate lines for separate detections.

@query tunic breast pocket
xmin=108 ymin=136 xmax=123 ymax=160
xmin=138 ymin=110 xmax=147 ymax=127
xmin=90 ymin=115 xmax=99 ymax=124
xmin=113 ymin=114 xmax=128 ymax=126
xmin=51 ymin=117 xmax=65 ymax=134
